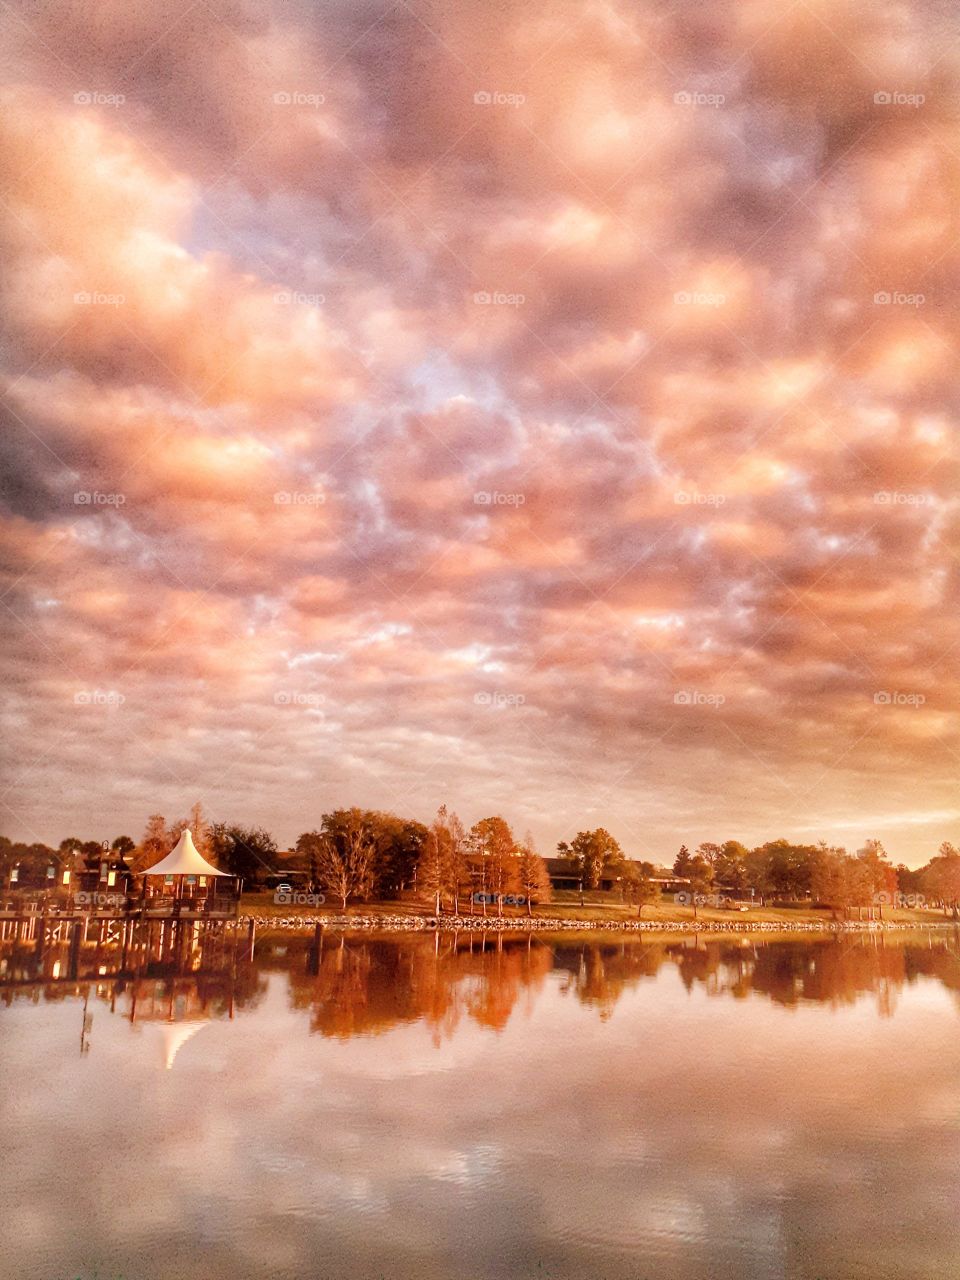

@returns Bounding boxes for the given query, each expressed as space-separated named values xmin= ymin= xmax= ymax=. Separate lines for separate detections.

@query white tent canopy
xmin=142 ymin=829 xmax=231 ymax=878
xmin=159 ymin=1020 xmax=207 ymax=1070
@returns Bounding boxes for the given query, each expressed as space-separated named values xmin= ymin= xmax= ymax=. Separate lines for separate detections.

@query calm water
xmin=2 ymin=928 xmax=960 ymax=1280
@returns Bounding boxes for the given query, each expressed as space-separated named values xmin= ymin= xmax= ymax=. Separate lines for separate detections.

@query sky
xmin=1 ymin=0 xmax=959 ymax=863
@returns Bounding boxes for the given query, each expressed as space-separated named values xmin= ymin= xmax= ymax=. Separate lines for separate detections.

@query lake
xmin=1 ymin=928 xmax=959 ymax=1280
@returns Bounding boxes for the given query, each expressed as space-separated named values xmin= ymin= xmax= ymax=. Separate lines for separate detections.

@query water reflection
xmin=4 ymin=924 xmax=960 ymax=1042
xmin=2 ymin=927 xmax=960 ymax=1279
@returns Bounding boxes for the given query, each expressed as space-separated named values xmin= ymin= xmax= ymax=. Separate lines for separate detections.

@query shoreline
xmin=242 ymin=912 xmax=960 ymax=935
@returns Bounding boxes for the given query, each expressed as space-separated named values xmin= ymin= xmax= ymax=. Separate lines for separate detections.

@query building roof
xmin=141 ymin=829 xmax=230 ymax=878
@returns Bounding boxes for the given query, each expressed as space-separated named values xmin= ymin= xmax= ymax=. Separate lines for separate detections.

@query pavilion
xmin=140 ymin=829 xmax=240 ymax=916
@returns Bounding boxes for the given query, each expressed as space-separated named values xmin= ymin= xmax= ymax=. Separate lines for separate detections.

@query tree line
xmin=4 ymin=807 xmax=960 ymax=917
xmin=666 ymin=837 xmax=960 ymax=917
xmin=294 ymin=807 xmax=552 ymax=915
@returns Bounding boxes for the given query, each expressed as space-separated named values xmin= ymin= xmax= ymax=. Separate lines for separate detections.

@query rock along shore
xmin=241 ymin=913 xmax=958 ymax=935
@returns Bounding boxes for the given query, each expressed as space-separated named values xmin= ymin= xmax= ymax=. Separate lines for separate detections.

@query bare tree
xmin=135 ymin=813 xmax=171 ymax=870
xmin=169 ymin=801 xmax=214 ymax=857
xmin=310 ymin=809 xmax=379 ymax=910
xmin=417 ymin=808 xmax=453 ymax=914
xmin=447 ymin=810 xmax=470 ymax=914
xmin=517 ymin=833 xmax=552 ymax=916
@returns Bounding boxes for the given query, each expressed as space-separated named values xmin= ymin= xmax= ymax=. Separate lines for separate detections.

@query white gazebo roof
xmin=159 ymin=1021 xmax=207 ymax=1071
xmin=142 ymin=829 xmax=230 ymax=878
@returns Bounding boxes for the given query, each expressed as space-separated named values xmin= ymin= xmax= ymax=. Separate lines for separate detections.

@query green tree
xmin=714 ymin=840 xmax=749 ymax=892
xmin=369 ymin=814 xmax=429 ymax=897
xmin=673 ymin=844 xmax=692 ymax=877
xmin=748 ymin=840 xmax=815 ymax=901
xmin=209 ymin=824 xmax=277 ymax=886
xmin=896 ymin=862 xmax=922 ymax=896
xmin=557 ymin=828 xmax=624 ymax=891
xmin=295 ymin=830 xmax=326 ymax=893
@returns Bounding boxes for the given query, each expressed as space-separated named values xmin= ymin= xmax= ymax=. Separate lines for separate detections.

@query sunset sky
xmin=2 ymin=0 xmax=959 ymax=862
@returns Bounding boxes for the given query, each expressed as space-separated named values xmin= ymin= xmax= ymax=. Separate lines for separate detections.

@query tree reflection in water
xmin=3 ymin=927 xmax=960 ymax=1038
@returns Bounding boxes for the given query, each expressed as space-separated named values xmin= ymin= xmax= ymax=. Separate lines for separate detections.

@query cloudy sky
xmin=1 ymin=0 xmax=959 ymax=861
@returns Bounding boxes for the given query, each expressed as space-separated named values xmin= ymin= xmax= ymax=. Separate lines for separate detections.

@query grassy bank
xmin=241 ymin=889 xmax=948 ymax=929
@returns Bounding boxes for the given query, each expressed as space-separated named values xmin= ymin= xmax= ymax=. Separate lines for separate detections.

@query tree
xmin=471 ymin=816 xmax=520 ymax=916
xmin=446 ymin=810 xmax=470 ymax=914
xmin=209 ymin=824 xmax=277 ymax=885
xmin=111 ymin=835 xmax=135 ymax=858
xmin=169 ymin=801 xmax=214 ymax=858
xmin=558 ymin=828 xmax=624 ymax=891
xmin=517 ymin=833 xmax=552 ymax=916
xmin=810 ymin=845 xmax=873 ymax=920
xmin=686 ymin=855 xmax=714 ymax=918
xmin=921 ymin=843 xmax=960 ymax=918
xmin=714 ymin=840 xmax=749 ymax=892
xmin=673 ymin=845 xmax=693 ymax=877
xmin=625 ymin=859 xmax=660 ymax=917
xmin=308 ymin=809 xmax=381 ymax=909
xmin=136 ymin=814 xmax=170 ymax=870
xmin=295 ymin=830 xmax=326 ymax=893
xmin=417 ymin=808 xmax=455 ymax=914
xmin=2 ymin=840 xmax=58 ymax=888
xmin=857 ymin=839 xmax=896 ymax=918
xmin=369 ymin=814 xmax=429 ymax=898
xmin=897 ymin=862 xmax=923 ymax=897
xmin=696 ymin=842 xmax=722 ymax=867
xmin=79 ymin=840 xmax=105 ymax=874
xmin=747 ymin=840 xmax=816 ymax=901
